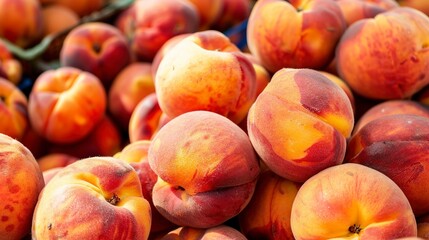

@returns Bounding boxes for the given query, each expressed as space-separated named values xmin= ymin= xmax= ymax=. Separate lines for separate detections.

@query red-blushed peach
xmin=353 ymin=99 xmax=429 ymax=134
xmin=398 ymin=0 xmax=429 ymax=16
xmin=128 ymin=93 xmax=164 ymax=143
xmin=160 ymin=225 xmax=247 ymax=240
xmin=108 ymin=62 xmax=156 ymax=130
xmin=122 ymin=0 xmax=199 ymax=62
xmin=247 ymin=0 xmax=347 ymax=73
xmin=345 ymin=114 xmax=429 ymax=216
xmin=238 ymin=170 xmax=301 ymax=240
xmin=60 ymin=22 xmax=131 ymax=88
xmin=28 ymin=67 xmax=106 ymax=144
xmin=46 ymin=115 xmax=122 ymax=159
xmin=184 ymin=0 xmax=223 ymax=30
xmin=0 ymin=78 xmax=28 ymax=140
xmin=0 ymin=0 xmax=43 ymax=48
xmin=291 ymin=163 xmax=417 ymax=239
xmin=40 ymin=0 xmax=104 ymax=17
xmin=148 ymin=110 xmax=260 ymax=228
xmin=334 ymin=0 xmax=398 ymax=26
xmin=0 ymin=40 xmax=23 ymax=85
xmin=247 ymin=68 xmax=354 ymax=182
xmin=212 ymin=0 xmax=252 ymax=31
xmin=155 ymin=30 xmax=257 ymax=124
xmin=336 ymin=7 xmax=429 ymax=100
xmin=114 ymin=140 xmax=177 ymax=236
xmin=41 ymin=4 xmax=79 ymax=36
xmin=0 ymin=133 xmax=45 ymax=239
xmin=319 ymin=71 xmax=356 ymax=112
xmin=32 ymin=156 xmax=151 ymax=239
xmin=37 ymin=153 xmax=78 ymax=172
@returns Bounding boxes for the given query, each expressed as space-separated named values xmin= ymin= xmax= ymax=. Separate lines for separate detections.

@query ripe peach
xmin=319 ymin=71 xmax=355 ymax=112
xmin=239 ymin=170 xmax=301 ymax=239
xmin=212 ymin=0 xmax=252 ymax=31
xmin=155 ymin=30 xmax=257 ymax=124
xmin=247 ymin=68 xmax=354 ymax=182
xmin=0 ymin=133 xmax=45 ymax=239
xmin=37 ymin=153 xmax=78 ymax=172
xmin=40 ymin=0 xmax=104 ymax=17
xmin=42 ymin=167 xmax=63 ymax=185
xmin=41 ymin=4 xmax=79 ymax=36
xmin=346 ymin=114 xmax=429 ymax=216
xmin=184 ymin=0 xmax=223 ymax=30
xmin=0 ymin=40 xmax=23 ymax=85
xmin=160 ymin=225 xmax=247 ymax=240
xmin=247 ymin=0 xmax=347 ymax=73
xmin=28 ymin=67 xmax=106 ymax=144
xmin=291 ymin=163 xmax=417 ymax=239
xmin=334 ymin=0 xmax=398 ymax=26
xmin=60 ymin=22 xmax=131 ymax=88
xmin=336 ymin=7 xmax=429 ymax=100
xmin=148 ymin=110 xmax=260 ymax=228
xmin=32 ymin=156 xmax=151 ymax=239
xmin=0 ymin=78 xmax=28 ymax=140
xmin=108 ymin=62 xmax=155 ymax=130
xmin=398 ymin=0 xmax=429 ymax=16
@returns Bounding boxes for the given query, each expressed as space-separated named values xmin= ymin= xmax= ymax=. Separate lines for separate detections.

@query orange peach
xmin=336 ymin=7 xmax=429 ymax=100
xmin=28 ymin=67 xmax=106 ymax=144
xmin=108 ymin=62 xmax=156 ymax=130
xmin=128 ymin=93 xmax=164 ymax=143
xmin=60 ymin=22 xmax=131 ymax=88
xmin=160 ymin=225 xmax=247 ymax=240
xmin=353 ymin=99 xmax=429 ymax=134
xmin=115 ymin=140 xmax=177 ymax=235
xmin=334 ymin=0 xmax=398 ymax=26
xmin=247 ymin=0 xmax=347 ymax=73
xmin=155 ymin=30 xmax=257 ymax=124
xmin=37 ymin=153 xmax=78 ymax=172
xmin=122 ymin=0 xmax=199 ymax=62
xmin=0 ymin=78 xmax=28 ymax=140
xmin=184 ymin=0 xmax=224 ymax=30
xmin=239 ymin=170 xmax=301 ymax=239
xmin=41 ymin=4 xmax=79 ymax=36
xmin=0 ymin=133 xmax=45 ymax=239
xmin=398 ymin=0 xmax=429 ymax=16
xmin=346 ymin=114 xmax=429 ymax=216
xmin=32 ymin=156 xmax=152 ymax=239
xmin=148 ymin=110 xmax=260 ymax=228
xmin=0 ymin=0 xmax=43 ymax=48
xmin=244 ymin=53 xmax=271 ymax=97
xmin=40 ymin=0 xmax=104 ymax=17
xmin=212 ymin=0 xmax=252 ymax=31
xmin=247 ymin=68 xmax=354 ymax=182
xmin=291 ymin=163 xmax=417 ymax=239
xmin=0 ymin=40 xmax=23 ymax=85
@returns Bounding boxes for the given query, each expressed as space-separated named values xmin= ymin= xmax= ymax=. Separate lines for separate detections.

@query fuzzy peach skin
xmin=28 ymin=67 xmax=106 ymax=144
xmin=47 ymin=115 xmax=122 ymax=159
xmin=155 ymin=30 xmax=257 ymax=124
xmin=128 ymin=93 xmax=164 ymax=142
xmin=32 ymin=156 xmax=151 ymax=239
xmin=319 ymin=71 xmax=356 ymax=112
xmin=0 ymin=40 xmax=23 ymax=85
xmin=353 ymin=99 xmax=429 ymax=134
xmin=160 ymin=225 xmax=247 ymax=240
xmin=336 ymin=7 xmax=429 ymax=100
xmin=122 ymin=0 xmax=199 ymax=62
xmin=238 ymin=170 xmax=301 ymax=240
xmin=108 ymin=62 xmax=155 ymax=130
xmin=37 ymin=153 xmax=78 ymax=172
xmin=115 ymin=140 xmax=177 ymax=235
xmin=184 ymin=0 xmax=223 ymax=30
xmin=247 ymin=68 xmax=354 ymax=183
xmin=345 ymin=114 xmax=429 ymax=217
xmin=0 ymin=78 xmax=28 ymax=140
xmin=0 ymin=133 xmax=45 ymax=240
xmin=0 ymin=0 xmax=43 ymax=48
xmin=42 ymin=167 xmax=63 ymax=185
xmin=60 ymin=22 xmax=131 ymax=88
xmin=334 ymin=0 xmax=398 ymax=26
xmin=291 ymin=163 xmax=417 ymax=239
xmin=148 ymin=111 xmax=260 ymax=228
xmin=247 ymin=0 xmax=347 ymax=73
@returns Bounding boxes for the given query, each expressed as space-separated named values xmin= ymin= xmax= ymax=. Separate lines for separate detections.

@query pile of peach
xmin=2 ymin=0 xmax=429 ymax=239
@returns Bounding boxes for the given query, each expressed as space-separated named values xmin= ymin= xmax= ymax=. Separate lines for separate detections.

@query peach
xmin=32 ymin=156 xmax=151 ymax=239
xmin=398 ymin=0 xmax=429 ymax=16
xmin=148 ymin=110 xmax=260 ymax=228
xmin=0 ymin=78 xmax=28 ymax=140
xmin=47 ymin=115 xmax=122 ymax=159
xmin=128 ymin=93 xmax=164 ymax=143
xmin=42 ymin=167 xmax=63 ymax=185
xmin=247 ymin=0 xmax=347 ymax=73
xmin=238 ymin=170 xmax=301 ymax=240
xmin=115 ymin=140 xmax=177 ymax=235
xmin=160 ymin=225 xmax=247 ymax=240
xmin=60 ymin=22 xmax=131 ymax=88
xmin=41 ymin=4 xmax=79 ymax=36
xmin=0 ymin=40 xmax=23 ymax=85
xmin=108 ymin=62 xmax=155 ymax=130
xmin=319 ymin=71 xmax=356 ymax=112
xmin=0 ymin=133 xmax=45 ymax=239
xmin=346 ymin=114 xmax=429 ymax=216
xmin=40 ymin=0 xmax=104 ymax=17
xmin=28 ymin=67 xmax=106 ymax=144
xmin=336 ymin=7 xmax=429 ymax=100
xmin=212 ymin=0 xmax=252 ymax=31
xmin=247 ymin=68 xmax=354 ymax=182
xmin=155 ymin=30 xmax=257 ymax=124
xmin=0 ymin=0 xmax=43 ymax=48
xmin=37 ymin=153 xmax=78 ymax=172
xmin=291 ymin=163 xmax=417 ymax=239
xmin=184 ymin=0 xmax=223 ymax=30
xmin=122 ymin=0 xmax=199 ymax=62
xmin=353 ymin=99 xmax=429 ymax=134
xmin=334 ymin=0 xmax=398 ymax=26
xmin=244 ymin=53 xmax=271 ymax=97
